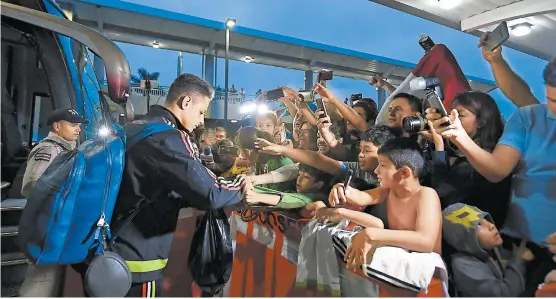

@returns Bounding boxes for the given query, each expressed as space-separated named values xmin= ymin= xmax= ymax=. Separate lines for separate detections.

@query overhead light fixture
xmin=225 ymin=18 xmax=236 ymax=29
xmin=152 ymin=40 xmax=160 ymax=48
xmin=511 ymin=23 xmax=532 ymax=37
xmin=257 ymin=104 xmax=269 ymax=114
xmin=239 ymin=102 xmax=257 ymax=114
xmin=230 ymin=120 xmax=238 ymax=123
xmin=436 ymin=0 xmax=460 ymax=10
xmin=243 ymin=56 xmax=253 ymax=63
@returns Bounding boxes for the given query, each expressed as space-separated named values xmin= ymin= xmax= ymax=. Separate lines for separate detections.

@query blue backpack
xmin=19 ymin=121 xmax=174 ymax=265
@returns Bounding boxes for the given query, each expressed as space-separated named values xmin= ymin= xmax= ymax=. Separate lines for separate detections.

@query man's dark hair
xmin=215 ymin=126 xmax=227 ymax=133
xmin=393 ymin=92 xmax=423 ymax=113
xmin=353 ymin=99 xmax=379 ymax=124
xmin=544 ymin=57 xmax=556 ymax=87
xmin=377 ymin=137 xmax=425 ymax=178
xmin=165 ymin=73 xmax=214 ymax=104
xmin=360 ymin=125 xmax=397 ymax=147
xmin=298 ymin=164 xmax=334 ymax=189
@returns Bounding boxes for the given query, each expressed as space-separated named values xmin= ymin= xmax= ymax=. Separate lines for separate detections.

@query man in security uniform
xmin=78 ymin=74 xmax=256 ymax=297
xmin=20 ymin=108 xmax=88 ymax=297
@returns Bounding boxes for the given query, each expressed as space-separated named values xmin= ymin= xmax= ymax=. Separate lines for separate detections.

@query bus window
xmin=31 ymin=93 xmax=54 ymax=144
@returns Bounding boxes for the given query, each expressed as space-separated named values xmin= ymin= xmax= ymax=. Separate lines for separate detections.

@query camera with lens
xmin=297 ymin=90 xmax=314 ymax=102
xmin=402 ymin=115 xmax=430 ymax=133
xmin=402 ymin=76 xmax=445 ymax=134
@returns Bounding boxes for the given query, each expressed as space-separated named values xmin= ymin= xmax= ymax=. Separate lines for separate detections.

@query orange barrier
xmin=221 ymin=211 xmax=447 ymax=297
xmin=63 ymin=208 xmax=446 ymax=297
xmin=536 ymin=283 xmax=556 ymax=297
xmin=378 ymin=277 xmax=444 ymax=297
xmin=227 ymin=211 xmax=331 ymax=297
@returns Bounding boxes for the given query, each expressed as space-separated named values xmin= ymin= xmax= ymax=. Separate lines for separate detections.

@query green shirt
xmin=255 ymin=156 xmax=295 ymax=191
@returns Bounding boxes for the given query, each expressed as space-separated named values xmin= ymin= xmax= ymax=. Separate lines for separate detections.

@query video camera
xmin=402 ymin=76 xmax=447 ymax=134
xmin=418 ymin=34 xmax=435 ymax=53
xmin=263 ymin=88 xmax=286 ymax=102
xmin=350 ymin=93 xmax=363 ymax=104
xmin=317 ymin=70 xmax=333 ymax=82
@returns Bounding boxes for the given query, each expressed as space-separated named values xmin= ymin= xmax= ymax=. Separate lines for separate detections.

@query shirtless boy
xmin=328 ymin=137 xmax=442 ymax=269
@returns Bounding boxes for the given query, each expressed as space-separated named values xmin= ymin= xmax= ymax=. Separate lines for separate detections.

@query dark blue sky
xmin=117 ymin=0 xmax=549 ymax=119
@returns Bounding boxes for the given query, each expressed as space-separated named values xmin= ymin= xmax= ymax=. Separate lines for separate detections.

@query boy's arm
xmin=451 ymin=254 xmax=527 ymax=297
xmin=363 ymin=187 xmax=440 ymax=252
xmin=317 ymin=85 xmax=369 ymax=132
xmin=338 ymin=208 xmax=384 ymax=228
xmin=249 ymin=163 xmax=300 ymax=186
xmin=258 ymin=141 xmax=342 ymax=175
xmin=345 ymin=187 xmax=387 ymax=207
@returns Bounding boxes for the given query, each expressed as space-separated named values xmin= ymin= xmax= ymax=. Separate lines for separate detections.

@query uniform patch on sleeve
xmin=35 ymin=152 xmax=52 ymax=162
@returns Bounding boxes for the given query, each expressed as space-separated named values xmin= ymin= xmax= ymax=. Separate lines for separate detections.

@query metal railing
xmin=101 ymin=80 xmax=258 ymax=100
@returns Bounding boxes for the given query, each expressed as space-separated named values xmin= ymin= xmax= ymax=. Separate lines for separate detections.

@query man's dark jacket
xmin=110 ymin=105 xmax=246 ymax=283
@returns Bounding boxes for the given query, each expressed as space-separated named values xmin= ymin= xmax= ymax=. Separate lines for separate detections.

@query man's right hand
xmin=313 ymin=83 xmax=334 ymax=100
xmin=368 ymin=75 xmax=386 ymax=88
xmin=315 ymin=111 xmax=332 ymax=130
xmin=281 ymin=86 xmax=301 ymax=100
xmin=243 ymin=175 xmax=254 ymax=192
xmin=329 ymin=183 xmax=355 ymax=207
xmin=478 ymin=31 xmax=503 ymax=63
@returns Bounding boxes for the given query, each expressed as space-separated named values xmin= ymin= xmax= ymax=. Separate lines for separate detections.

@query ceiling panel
xmin=369 ymin=0 xmax=555 ymax=60
xmin=64 ymin=0 xmax=496 ymax=93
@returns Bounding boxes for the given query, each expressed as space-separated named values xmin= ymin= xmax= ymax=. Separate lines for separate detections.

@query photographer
xmin=428 ymin=91 xmax=511 ymax=226
xmin=386 ymin=92 xmax=423 ymax=136
xmin=426 ymin=58 xmax=556 ymax=296
xmin=205 ymin=139 xmax=247 ymax=178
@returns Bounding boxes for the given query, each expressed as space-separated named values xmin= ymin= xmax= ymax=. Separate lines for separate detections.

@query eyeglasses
xmin=299 ymin=129 xmax=312 ymax=136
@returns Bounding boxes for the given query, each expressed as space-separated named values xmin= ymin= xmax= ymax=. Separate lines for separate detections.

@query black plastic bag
xmin=188 ymin=209 xmax=233 ymax=297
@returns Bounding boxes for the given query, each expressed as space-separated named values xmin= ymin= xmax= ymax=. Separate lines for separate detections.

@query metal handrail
xmin=1 ymin=226 xmax=19 ymax=237
xmin=0 ymin=198 xmax=27 ymax=211
xmin=1 ymin=252 xmax=28 ymax=266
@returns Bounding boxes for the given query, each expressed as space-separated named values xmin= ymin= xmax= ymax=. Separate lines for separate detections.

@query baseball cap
xmin=47 ymin=108 xmax=89 ymax=125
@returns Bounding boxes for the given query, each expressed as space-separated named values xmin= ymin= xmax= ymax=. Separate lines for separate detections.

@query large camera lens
xmin=402 ymin=115 xmax=429 ymax=133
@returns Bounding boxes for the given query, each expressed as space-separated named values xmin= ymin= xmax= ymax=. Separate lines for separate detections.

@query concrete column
xmin=304 ymin=70 xmax=313 ymax=91
xmin=377 ymin=87 xmax=387 ymax=110
xmin=204 ymin=54 xmax=215 ymax=87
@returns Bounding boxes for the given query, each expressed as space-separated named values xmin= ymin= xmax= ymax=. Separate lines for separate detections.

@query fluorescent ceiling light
xmin=511 ymin=23 xmax=532 ymax=36
xmin=436 ymin=0 xmax=460 ymax=10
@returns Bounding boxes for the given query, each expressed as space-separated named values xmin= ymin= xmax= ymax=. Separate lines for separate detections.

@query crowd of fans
xmin=197 ymin=35 xmax=556 ymax=297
